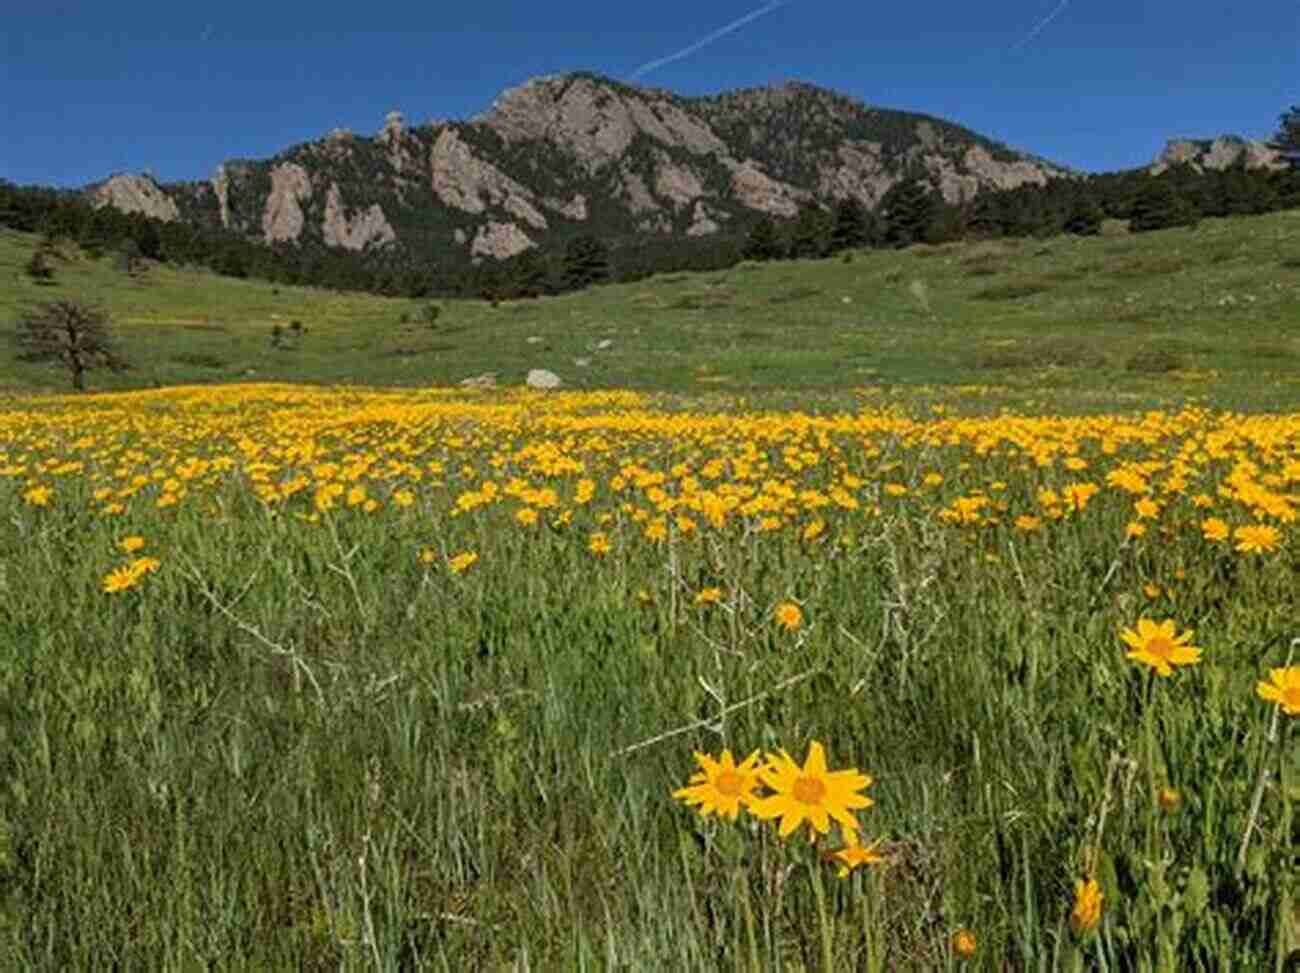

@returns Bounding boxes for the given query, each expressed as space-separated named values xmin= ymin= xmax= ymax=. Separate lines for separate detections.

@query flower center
xmin=1146 ymin=636 xmax=1174 ymax=659
xmin=792 ymin=775 xmax=827 ymax=805
xmin=1282 ymin=686 xmax=1300 ymax=709
xmin=714 ymin=770 xmax=744 ymax=797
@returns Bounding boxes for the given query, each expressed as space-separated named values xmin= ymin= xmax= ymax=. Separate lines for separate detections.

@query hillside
xmin=85 ymin=72 xmax=1069 ymax=267
xmin=3 ymin=207 xmax=1299 ymax=409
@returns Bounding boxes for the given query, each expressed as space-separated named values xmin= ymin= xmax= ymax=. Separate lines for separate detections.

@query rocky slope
xmin=1149 ymin=136 xmax=1289 ymax=174
xmin=86 ymin=71 xmax=1070 ymax=262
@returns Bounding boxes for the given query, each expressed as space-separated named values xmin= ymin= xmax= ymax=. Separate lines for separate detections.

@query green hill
xmin=2 ymin=209 xmax=1299 ymax=409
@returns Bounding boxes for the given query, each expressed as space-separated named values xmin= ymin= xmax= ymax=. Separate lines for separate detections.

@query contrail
xmin=629 ymin=0 xmax=791 ymax=81
xmin=1010 ymin=0 xmax=1070 ymax=51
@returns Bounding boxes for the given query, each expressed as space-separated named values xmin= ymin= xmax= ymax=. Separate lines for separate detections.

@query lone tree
xmin=13 ymin=299 xmax=128 ymax=391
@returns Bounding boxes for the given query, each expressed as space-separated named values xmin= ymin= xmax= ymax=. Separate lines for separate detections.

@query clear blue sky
xmin=3 ymin=0 xmax=1296 ymax=189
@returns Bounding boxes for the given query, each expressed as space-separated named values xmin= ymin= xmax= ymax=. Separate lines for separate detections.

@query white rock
xmin=596 ymin=339 xmax=614 ymax=350
xmin=526 ymin=368 xmax=562 ymax=389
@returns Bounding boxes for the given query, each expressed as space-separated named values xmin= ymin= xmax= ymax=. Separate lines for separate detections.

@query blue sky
xmin=4 ymin=0 xmax=1296 ymax=188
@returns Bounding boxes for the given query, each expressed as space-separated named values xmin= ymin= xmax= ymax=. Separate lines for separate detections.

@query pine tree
xmin=1129 ymin=176 xmax=1198 ymax=232
xmin=507 ymin=249 xmax=551 ymax=298
xmin=561 ymin=235 xmax=610 ymax=291
xmin=1273 ymin=105 xmax=1300 ymax=150
xmin=1063 ymin=195 xmax=1104 ymax=236
xmin=741 ymin=217 xmax=783 ymax=261
xmin=967 ymin=192 xmax=1011 ymax=239
xmin=829 ymin=197 xmax=870 ymax=252
xmin=879 ymin=178 xmax=938 ymax=248
xmin=788 ymin=204 xmax=833 ymax=259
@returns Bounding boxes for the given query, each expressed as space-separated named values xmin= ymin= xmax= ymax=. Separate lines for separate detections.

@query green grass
xmin=0 ymin=388 xmax=1297 ymax=968
xmin=3 ymin=208 xmax=1299 ymax=410
xmin=1 ymin=211 xmax=1300 ymax=967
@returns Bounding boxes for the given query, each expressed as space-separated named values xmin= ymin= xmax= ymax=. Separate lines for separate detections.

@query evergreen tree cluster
xmin=3 ymin=145 xmax=1298 ymax=306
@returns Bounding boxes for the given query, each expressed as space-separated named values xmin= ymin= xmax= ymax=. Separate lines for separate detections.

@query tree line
xmin=4 ymin=120 xmax=1299 ymax=305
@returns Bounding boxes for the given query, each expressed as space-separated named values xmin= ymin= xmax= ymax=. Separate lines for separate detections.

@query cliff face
xmin=88 ymin=174 xmax=180 ymax=222
xmin=87 ymin=72 xmax=1069 ymax=260
xmin=1150 ymin=136 xmax=1288 ymax=174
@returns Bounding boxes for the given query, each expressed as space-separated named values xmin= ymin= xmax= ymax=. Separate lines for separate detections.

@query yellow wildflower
xmin=1070 ymin=877 xmax=1103 ymax=936
xmin=1256 ymin=666 xmax=1300 ymax=716
xmin=672 ymin=749 xmax=763 ymax=821
xmin=1120 ymin=618 xmax=1202 ymax=676
xmin=750 ymin=741 xmax=873 ymax=841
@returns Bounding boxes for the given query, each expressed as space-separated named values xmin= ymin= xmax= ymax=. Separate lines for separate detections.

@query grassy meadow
xmin=2 ymin=210 xmax=1299 ymax=408
xmin=0 ymin=213 xmax=1299 ymax=968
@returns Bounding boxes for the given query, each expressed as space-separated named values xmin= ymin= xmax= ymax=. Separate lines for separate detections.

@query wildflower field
xmin=2 ymin=382 xmax=1299 ymax=968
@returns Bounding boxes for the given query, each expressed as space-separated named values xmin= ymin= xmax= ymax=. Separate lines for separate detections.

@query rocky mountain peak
xmin=86 ymin=70 xmax=1072 ymax=263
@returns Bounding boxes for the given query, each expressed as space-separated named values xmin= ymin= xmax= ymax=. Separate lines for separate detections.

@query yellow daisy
xmin=1256 ymin=666 xmax=1300 ymax=716
xmin=1120 ymin=618 xmax=1202 ymax=676
xmin=774 ymin=601 xmax=803 ymax=631
xmin=672 ymin=749 xmax=763 ymax=821
xmin=1234 ymin=523 xmax=1280 ymax=554
xmin=1070 ymin=877 xmax=1103 ymax=936
xmin=750 ymin=741 xmax=873 ymax=841
xmin=102 ymin=565 xmax=139 ymax=594
xmin=827 ymin=832 xmax=886 ymax=879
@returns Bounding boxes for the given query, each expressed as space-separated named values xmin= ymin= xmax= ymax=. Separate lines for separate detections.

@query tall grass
xmin=0 ymin=385 xmax=1297 ymax=968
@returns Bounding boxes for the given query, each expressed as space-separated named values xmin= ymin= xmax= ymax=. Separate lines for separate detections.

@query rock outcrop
xmin=1151 ymin=137 xmax=1287 ymax=174
xmin=430 ymin=128 xmax=549 ymax=229
xmin=211 ymin=164 xmax=232 ymax=229
xmin=477 ymin=74 xmax=728 ymax=172
xmin=470 ymin=221 xmax=534 ymax=259
xmin=322 ymin=183 xmax=396 ymax=251
xmin=727 ymin=161 xmax=807 ymax=218
xmin=261 ymin=163 xmax=313 ymax=244
xmin=89 ymin=174 xmax=180 ymax=222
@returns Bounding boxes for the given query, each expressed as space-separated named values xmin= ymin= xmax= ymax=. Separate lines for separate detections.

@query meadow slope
xmin=2 ymin=208 xmax=1298 ymax=409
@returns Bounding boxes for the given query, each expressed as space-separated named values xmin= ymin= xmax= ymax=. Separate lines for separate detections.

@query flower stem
xmin=809 ymin=855 xmax=835 ymax=972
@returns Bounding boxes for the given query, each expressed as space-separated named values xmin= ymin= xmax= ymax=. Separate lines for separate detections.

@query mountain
xmin=86 ymin=71 xmax=1069 ymax=265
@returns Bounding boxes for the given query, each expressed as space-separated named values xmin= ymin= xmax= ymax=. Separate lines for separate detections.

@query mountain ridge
xmin=85 ymin=72 xmax=1073 ymax=264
